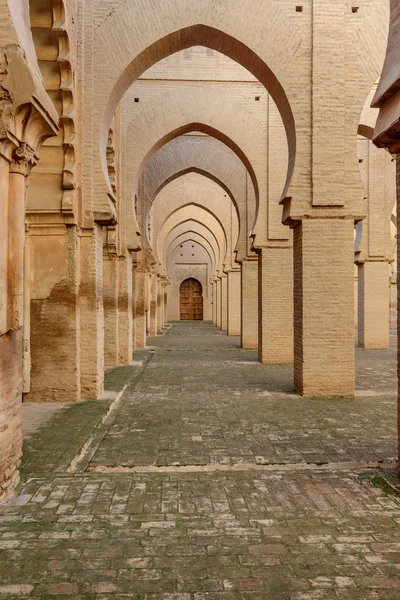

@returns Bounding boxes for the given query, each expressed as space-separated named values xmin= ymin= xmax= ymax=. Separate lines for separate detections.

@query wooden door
xmin=180 ymin=278 xmax=203 ymax=320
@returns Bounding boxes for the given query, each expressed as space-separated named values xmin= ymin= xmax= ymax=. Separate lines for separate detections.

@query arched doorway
xmin=180 ymin=278 xmax=203 ymax=321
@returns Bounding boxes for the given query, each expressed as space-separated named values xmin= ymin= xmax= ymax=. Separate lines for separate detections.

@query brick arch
xmin=138 ymin=134 xmax=256 ymax=261
xmin=144 ymin=136 xmax=250 ymax=210
xmin=135 ymin=125 xmax=257 ymax=260
xmin=159 ymin=214 xmax=226 ymax=277
xmin=162 ymin=222 xmax=222 ymax=280
xmin=100 ymin=24 xmax=295 ymax=203
xmin=139 ymin=122 xmax=259 ymax=211
xmin=151 ymin=173 xmax=239 ymax=270
xmin=164 ymin=226 xmax=221 ymax=278
xmin=167 ymin=234 xmax=217 ymax=274
xmin=155 ymin=167 xmax=240 ymax=231
xmin=156 ymin=202 xmax=229 ymax=264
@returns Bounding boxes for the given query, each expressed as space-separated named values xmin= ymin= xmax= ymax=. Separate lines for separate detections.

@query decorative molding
xmin=10 ymin=142 xmax=37 ymax=176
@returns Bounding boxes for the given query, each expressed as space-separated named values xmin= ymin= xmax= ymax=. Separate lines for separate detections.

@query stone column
xmin=149 ymin=274 xmax=158 ymax=336
xmin=293 ymin=219 xmax=355 ymax=397
xmin=80 ymin=226 xmax=104 ymax=398
xmin=118 ymin=253 xmax=133 ymax=364
xmin=227 ymin=270 xmax=241 ymax=336
xmin=103 ymin=252 xmax=119 ymax=366
xmin=241 ymin=259 xmax=258 ymax=349
xmin=216 ymin=278 xmax=222 ymax=328
xmin=358 ymin=261 xmax=390 ymax=349
xmin=134 ymin=269 xmax=146 ymax=348
xmin=258 ymin=246 xmax=293 ymax=363
xmin=221 ymin=274 xmax=228 ymax=332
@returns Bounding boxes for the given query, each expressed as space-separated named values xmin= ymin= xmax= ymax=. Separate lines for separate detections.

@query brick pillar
xmin=149 ymin=274 xmax=158 ymax=336
xmin=118 ymin=253 xmax=133 ymax=364
xmin=358 ymin=261 xmax=390 ymax=349
xmin=80 ymin=226 xmax=104 ymax=399
xmin=23 ymin=229 xmax=31 ymax=395
xmin=28 ymin=225 xmax=81 ymax=401
xmin=0 ymin=155 xmax=28 ymax=501
xmin=241 ymin=259 xmax=258 ymax=349
xmin=212 ymin=281 xmax=217 ymax=325
xmin=258 ymin=246 xmax=293 ymax=363
xmin=293 ymin=219 xmax=354 ymax=396
xmin=216 ymin=278 xmax=222 ymax=328
xmin=103 ymin=253 xmax=119 ymax=366
xmin=157 ymin=279 xmax=163 ymax=332
xmin=131 ymin=264 xmax=137 ymax=351
xmin=134 ymin=269 xmax=146 ymax=348
xmin=221 ymin=275 xmax=228 ymax=332
xmin=397 ymin=155 xmax=400 ymax=471
xmin=164 ymin=287 xmax=168 ymax=326
xmin=227 ymin=270 xmax=241 ymax=336
xmin=354 ymin=264 xmax=358 ymax=329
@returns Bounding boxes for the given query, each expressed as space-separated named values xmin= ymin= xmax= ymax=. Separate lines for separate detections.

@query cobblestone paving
xmin=90 ymin=323 xmax=397 ymax=468
xmin=0 ymin=322 xmax=399 ymax=598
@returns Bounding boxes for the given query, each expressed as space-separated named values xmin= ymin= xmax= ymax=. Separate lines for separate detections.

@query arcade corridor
xmin=0 ymin=322 xmax=399 ymax=598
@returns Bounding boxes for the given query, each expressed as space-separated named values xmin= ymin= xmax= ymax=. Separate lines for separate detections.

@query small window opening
xmin=296 ymin=6 xmax=303 ymax=12
xmin=358 ymin=158 xmax=363 ymax=164
xmin=351 ymin=6 xmax=359 ymax=13
xmin=255 ymin=96 xmax=260 ymax=101
xmin=134 ymin=97 xmax=140 ymax=103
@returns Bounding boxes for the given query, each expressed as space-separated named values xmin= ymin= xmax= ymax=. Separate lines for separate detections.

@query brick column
xmin=157 ymin=279 xmax=163 ymax=332
xmin=164 ymin=287 xmax=168 ymax=326
xmin=149 ymin=274 xmax=158 ymax=336
xmin=258 ymin=246 xmax=293 ymax=363
xmin=212 ymin=281 xmax=217 ymax=325
xmin=293 ymin=219 xmax=355 ymax=396
xmin=221 ymin=275 xmax=228 ymax=332
xmin=131 ymin=264 xmax=137 ymax=351
xmin=80 ymin=226 xmax=104 ymax=398
xmin=28 ymin=225 xmax=81 ymax=401
xmin=354 ymin=264 xmax=358 ymax=329
xmin=134 ymin=269 xmax=146 ymax=348
xmin=241 ymin=259 xmax=258 ymax=349
xmin=216 ymin=278 xmax=222 ymax=329
xmin=227 ymin=270 xmax=241 ymax=336
xmin=103 ymin=252 xmax=119 ymax=366
xmin=118 ymin=253 xmax=133 ymax=364
xmin=0 ymin=149 xmax=35 ymax=501
xmin=357 ymin=261 xmax=390 ymax=349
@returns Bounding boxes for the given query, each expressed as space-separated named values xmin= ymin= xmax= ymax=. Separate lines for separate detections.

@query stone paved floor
xmin=1 ymin=322 xmax=399 ymax=599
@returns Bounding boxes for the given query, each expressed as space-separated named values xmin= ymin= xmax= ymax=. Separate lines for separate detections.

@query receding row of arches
xmin=0 ymin=0 xmax=395 ymax=502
